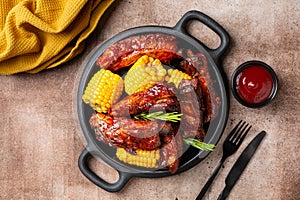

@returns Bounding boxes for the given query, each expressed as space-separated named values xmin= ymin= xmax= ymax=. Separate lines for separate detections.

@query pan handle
xmin=174 ymin=10 xmax=230 ymax=63
xmin=78 ymin=148 xmax=132 ymax=192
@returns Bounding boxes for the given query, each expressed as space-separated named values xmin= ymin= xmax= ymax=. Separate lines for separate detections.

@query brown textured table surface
xmin=1 ymin=1 xmax=299 ymax=199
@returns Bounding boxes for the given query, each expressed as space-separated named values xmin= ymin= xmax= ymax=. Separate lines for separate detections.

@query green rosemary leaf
xmin=134 ymin=111 xmax=183 ymax=122
xmin=183 ymin=138 xmax=215 ymax=151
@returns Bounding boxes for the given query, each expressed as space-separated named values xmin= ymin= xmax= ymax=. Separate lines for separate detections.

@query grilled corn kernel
xmin=82 ymin=69 xmax=123 ymax=113
xmin=124 ymin=55 xmax=166 ymax=95
xmin=165 ymin=69 xmax=191 ymax=88
xmin=116 ymin=148 xmax=160 ymax=168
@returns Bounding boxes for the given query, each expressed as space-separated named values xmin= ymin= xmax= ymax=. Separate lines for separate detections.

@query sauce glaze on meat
xmin=88 ymin=33 xmax=221 ymax=173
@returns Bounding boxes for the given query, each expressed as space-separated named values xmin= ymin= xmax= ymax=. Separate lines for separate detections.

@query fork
xmin=196 ymin=120 xmax=252 ymax=200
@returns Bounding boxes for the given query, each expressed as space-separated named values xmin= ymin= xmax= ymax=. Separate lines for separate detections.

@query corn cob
xmin=165 ymin=69 xmax=191 ymax=88
xmin=133 ymin=82 xmax=156 ymax=94
xmin=124 ymin=55 xmax=166 ymax=95
xmin=82 ymin=69 xmax=124 ymax=113
xmin=116 ymin=148 xmax=160 ymax=168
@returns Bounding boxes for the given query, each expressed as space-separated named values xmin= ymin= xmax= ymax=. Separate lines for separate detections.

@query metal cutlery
xmin=196 ymin=120 xmax=252 ymax=200
xmin=217 ymin=131 xmax=266 ymax=200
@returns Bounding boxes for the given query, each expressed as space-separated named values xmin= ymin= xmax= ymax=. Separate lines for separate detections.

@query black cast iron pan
xmin=76 ymin=10 xmax=230 ymax=192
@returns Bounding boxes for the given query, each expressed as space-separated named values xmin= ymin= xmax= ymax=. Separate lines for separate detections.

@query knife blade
xmin=217 ymin=131 xmax=266 ymax=200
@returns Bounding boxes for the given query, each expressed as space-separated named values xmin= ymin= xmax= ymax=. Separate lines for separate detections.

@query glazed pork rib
xmin=90 ymin=113 xmax=175 ymax=152
xmin=89 ymin=79 xmax=207 ymax=173
xmin=90 ymin=112 xmax=182 ymax=173
xmin=96 ymin=33 xmax=179 ymax=72
xmin=160 ymin=132 xmax=183 ymax=174
xmin=177 ymin=78 xmax=206 ymax=140
xmin=111 ymin=83 xmax=180 ymax=117
xmin=111 ymin=79 xmax=206 ymax=140
xmin=178 ymin=50 xmax=220 ymax=123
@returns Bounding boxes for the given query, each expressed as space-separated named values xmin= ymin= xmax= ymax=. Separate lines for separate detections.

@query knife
xmin=217 ymin=131 xmax=266 ymax=200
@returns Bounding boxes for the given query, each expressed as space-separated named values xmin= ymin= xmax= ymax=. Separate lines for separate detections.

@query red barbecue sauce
xmin=235 ymin=66 xmax=273 ymax=104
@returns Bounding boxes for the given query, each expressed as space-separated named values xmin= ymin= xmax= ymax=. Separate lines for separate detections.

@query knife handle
xmin=217 ymin=187 xmax=230 ymax=200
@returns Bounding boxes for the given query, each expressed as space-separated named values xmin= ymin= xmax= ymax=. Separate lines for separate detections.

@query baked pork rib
xmin=90 ymin=113 xmax=174 ymax=153
xmin=177 ymin=77 xmax=206 ymax=140
xmin=96 ymin=33 xmax=179 ymax=72
xmin=111 ymin=83 xmax=180 ymax=117
xmin=89 ymin=78 xmax=207 ymax=173
xmin=178 ymin=50 xmax=220 ymax=123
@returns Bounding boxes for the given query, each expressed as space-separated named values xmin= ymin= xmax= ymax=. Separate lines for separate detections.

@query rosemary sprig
xmin=133 ymin=111 xmax=214 ymax=151
xmin=133 ymin=111 xmax=183 ymax=122
xmin=183 ymin=138 xmax=215 ymax=151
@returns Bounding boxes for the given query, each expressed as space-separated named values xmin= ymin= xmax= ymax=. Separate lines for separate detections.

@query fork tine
xmin=226 ymin=120 xmax=243 ymax=141
xmin=230 ymin=121 xmax=246 ymax=142
xmin=235 ymin=125 xmax=252 ymax=145
xmin=232 ymin=123 xmax=248 ymax=143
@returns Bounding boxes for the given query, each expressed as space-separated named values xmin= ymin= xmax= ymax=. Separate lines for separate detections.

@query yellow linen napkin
xmin=0 ymin=0 xmax=115 ymax=75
